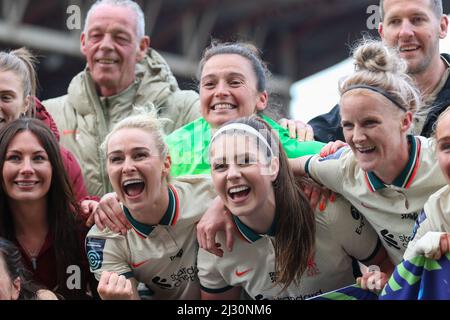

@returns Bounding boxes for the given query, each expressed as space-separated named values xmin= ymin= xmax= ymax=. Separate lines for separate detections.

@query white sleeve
xmin=197 ymin=248 xmax=232 ymax=293
xmin=328 ymin=197 xmax=380 ymax=262
xmin=85 ymin=227 xmax=132 ymax=281
xmin=305 ymin=148 xmax=350 ymax=194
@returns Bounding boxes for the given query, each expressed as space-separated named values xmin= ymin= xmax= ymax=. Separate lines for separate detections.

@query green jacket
xmin=44 ymin=49 xmax=200 ymax=196
xmin=166 ymin=115 xmax=325 ymax=177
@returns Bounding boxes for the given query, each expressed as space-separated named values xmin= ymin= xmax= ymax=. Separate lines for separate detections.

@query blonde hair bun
xmin=353 ymin=39 xmax=407 ymax=75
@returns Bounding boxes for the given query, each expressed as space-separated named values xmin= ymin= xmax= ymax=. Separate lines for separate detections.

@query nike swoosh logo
xmin=235 ymin=268 xmax=253 ymax=277
xmin=131 ymin=260 xmax=149 ymax=268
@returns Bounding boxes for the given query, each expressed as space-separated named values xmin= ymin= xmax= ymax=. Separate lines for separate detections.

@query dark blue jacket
xmin=308 ymin=54 xmax=450 ymax=142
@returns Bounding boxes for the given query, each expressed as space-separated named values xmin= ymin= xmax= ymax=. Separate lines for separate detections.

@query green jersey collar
xmin=232 ymin=215 xmax=276 ymax=244
xmin=365 ymin=135 xmax=421 ymax=192
xmin=124 ymin=185 xmax=180 ymax=238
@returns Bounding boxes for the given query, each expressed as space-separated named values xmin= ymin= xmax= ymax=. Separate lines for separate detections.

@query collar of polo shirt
xmin=365 ymin=135 xmax=421 ymax=192
xmin=123 ymin=185 xmax=180 ymax=238
xmin=232 ymin=215 xmax=277 ymax=244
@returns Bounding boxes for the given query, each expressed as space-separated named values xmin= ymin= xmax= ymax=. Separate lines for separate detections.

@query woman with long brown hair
xmin=0 ymin=118 xmax=97 ymax=299
xmin=197 ymin=116 xmax=391 ymax=299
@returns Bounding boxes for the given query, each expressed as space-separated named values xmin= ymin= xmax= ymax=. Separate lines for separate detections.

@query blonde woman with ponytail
xmin=290 ymin=40 xmax=448 ymax=286
xmin=0 ymin=48 xmax=89 ymax=203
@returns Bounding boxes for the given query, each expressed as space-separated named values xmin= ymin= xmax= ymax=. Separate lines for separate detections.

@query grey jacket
xmin=44 ymin=48 xmax=200 ymax=196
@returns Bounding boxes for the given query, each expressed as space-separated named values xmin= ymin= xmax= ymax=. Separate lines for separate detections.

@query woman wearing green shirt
xmin=166 ymin=41 xmax=324 ymax=177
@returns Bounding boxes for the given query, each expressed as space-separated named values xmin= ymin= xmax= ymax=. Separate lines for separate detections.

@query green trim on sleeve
xmin=121 ymin=271 xmax=134 ymax=279
xmin=304 ymin=156 xmax=314 ymax=176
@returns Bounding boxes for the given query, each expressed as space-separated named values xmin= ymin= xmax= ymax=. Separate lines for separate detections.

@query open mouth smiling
xmin=122 ymin=179 xmax=145 ymax=198
xmin=228 ymin=185 xmax=251 ymax=200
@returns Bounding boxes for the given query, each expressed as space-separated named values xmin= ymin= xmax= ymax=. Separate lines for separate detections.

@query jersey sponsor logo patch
xmin=235 ymin=268 xmax=253 ymax=277
xmin=150 ymin=266 xmax=199 ymax=290
xmin=350 ymin=206 xmax=361 ymax=220
xmin=350 ymin=206 xmax=365 ymax=235
xmin=269 ymin=272 xmax=277 ymax=283
xmin=86 ymin=237 xmax=106 ymax=271
xmin=152 ymin=276 xmax=173 ymax=289
xmin=380 ymin=229 xmax=401 ymax=250
xmin=401 ymin=212 xmax=419 ymax=221
xmin=170 ymin=249 xmax=184 ymax=261
xmin=318 ymin=147 xmax=348 ymax=162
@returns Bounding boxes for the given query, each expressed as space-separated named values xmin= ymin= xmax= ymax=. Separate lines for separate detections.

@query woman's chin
xmin=358 ymin=160 xmax=377 ymax=173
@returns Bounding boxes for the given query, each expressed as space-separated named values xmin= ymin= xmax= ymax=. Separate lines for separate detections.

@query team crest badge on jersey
xmin=86 ymin=237 xmax=106 ymax=271
xmin=306 ymin=258 xmax=320 ymax=277
xmin=318 ymin=147 xmax=348 ymax=162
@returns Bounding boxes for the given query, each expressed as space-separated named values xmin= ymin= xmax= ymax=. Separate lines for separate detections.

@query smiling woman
xmin=86 ymin=109 xmax=216 ymax=300
xmin=0 ymin=48 xmax=88 ymax=202
xmin=0 ymin=118 xmax=96 ymax=299
xmin=166 ymin=40 xmax=324 ymax=178
xmin=197 ymin=116 xmax=391 ymax=300
xmin=290 ymin=39 xmax=448 ymax=265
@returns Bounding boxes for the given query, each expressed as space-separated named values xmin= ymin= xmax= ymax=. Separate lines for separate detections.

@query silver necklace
xmin=17 ymin=235 xmax=47 ymax=271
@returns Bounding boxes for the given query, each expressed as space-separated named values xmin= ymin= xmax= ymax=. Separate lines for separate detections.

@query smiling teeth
xmin=229 ymin=186 xmax=249 ymax=194
xmin=357 ymin=146 xmax=375 ymax=152
xmin=213 ymin=104 xmax=235 ymax=110
xmin=16 ymin=182 xmax=36 ymax=186
xmin=123 ymin=179 xmax=144 ymax=187
xmin=98 ymin=59 xmax=116 ymax=64
xmin=400 ymin=46 xmax=419 ymax=52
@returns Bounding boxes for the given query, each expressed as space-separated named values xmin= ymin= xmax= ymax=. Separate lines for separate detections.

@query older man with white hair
xmin=44 ymin=0 xmax=200 ymax=196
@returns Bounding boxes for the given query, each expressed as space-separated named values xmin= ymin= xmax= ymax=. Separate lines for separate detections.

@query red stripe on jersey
xmin=364 ymin=173 xmax=375 ymax=193
xmin=405 ymin=138 xmax=421 ymax=189
xmin=170 ymin=185 xmax=180 ymax=226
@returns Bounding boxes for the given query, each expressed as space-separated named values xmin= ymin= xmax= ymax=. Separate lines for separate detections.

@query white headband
xmin=209 ymin=123 xmax=275 ymax=159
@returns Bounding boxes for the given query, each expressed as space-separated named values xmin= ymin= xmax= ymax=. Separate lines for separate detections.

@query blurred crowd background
xmin=0 ymin=0 xmax=448 ymax=119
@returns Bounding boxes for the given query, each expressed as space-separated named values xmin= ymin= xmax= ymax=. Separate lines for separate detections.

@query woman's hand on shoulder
xmin=197 ymin=196 xmax=235 ymax=257
xmin=319 ymin=140 xmax=348 ymax=158
xmin=94 ymin=193 xmax=130 ymax=235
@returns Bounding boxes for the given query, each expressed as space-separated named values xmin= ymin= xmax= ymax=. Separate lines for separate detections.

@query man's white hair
xmin=83 ymin=0 xmax=145 ymax=40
